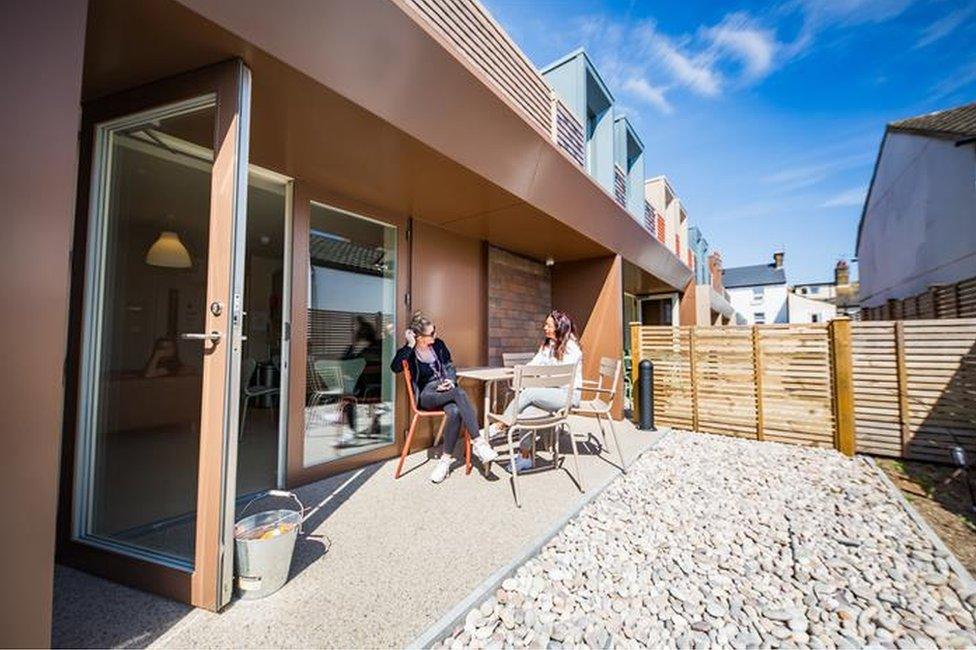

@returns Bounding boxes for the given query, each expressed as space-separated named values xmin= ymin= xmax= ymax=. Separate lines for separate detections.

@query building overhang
xmin=84 ymin=0 xmax=689 ymax=290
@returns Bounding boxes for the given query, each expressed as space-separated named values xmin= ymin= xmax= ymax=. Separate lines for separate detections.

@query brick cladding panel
xmin=487 ymin=246 xmax=552 ymax=366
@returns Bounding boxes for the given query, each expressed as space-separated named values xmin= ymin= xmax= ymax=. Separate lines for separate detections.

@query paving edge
xmin=863 ymin=455 xmax=976 ymax=594
xmin=408 ymin=428 xmax=673 ymax=649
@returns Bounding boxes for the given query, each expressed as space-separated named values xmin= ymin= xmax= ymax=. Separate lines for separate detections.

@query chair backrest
xmin=338 ymin=357 xmax=367 ymax=393
xmin=502 ymin=352 xmax=535 ymax=367
xmin=513 ymin=363 xmax=577 ymax=417
xmin=242 ymin=358 xmax=257 ymax=388
xmin=596 ymin=357 xmax=622 ymax=406
xmin=313 ymin=359 xmax=344 ymax=393
xmin=401 ymin=360 xmax=420 ymax=414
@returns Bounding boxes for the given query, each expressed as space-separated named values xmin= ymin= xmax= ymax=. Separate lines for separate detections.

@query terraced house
xmin=3 ymin=0 xmax=697 ymax=643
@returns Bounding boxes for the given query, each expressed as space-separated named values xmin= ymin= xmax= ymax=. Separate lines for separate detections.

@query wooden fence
xmin=862 ymin=276 xmax=976 ymax=321
xmin=631 ymin=319 xmax=976 ymax=463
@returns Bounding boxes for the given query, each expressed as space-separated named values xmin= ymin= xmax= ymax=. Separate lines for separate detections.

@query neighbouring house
xmin=791 ymin=260 xmax=861 ymax=320
xmin=724 ymin=252 xmax=789 ymax=324
xmin=787 ymin=292 xmax=838 ymax=324
xmin=857 ymin=102 xmax=976 ymax=320
xmin=3 ymin=0 xmax=697 ymax=643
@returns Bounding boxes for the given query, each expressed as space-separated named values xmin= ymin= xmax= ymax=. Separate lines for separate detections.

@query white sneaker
xmin=430 ymin=457 xmax=452 ymax=483
xmin=472 ymin=438 xmax=499 ymax=464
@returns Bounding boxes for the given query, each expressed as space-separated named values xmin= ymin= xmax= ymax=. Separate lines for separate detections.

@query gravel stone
xmin=437 ymin=432 xmax=976 ymax=648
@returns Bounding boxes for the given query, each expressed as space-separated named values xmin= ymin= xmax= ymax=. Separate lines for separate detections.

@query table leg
xmin=484 ymin=379 xmax=493 ymax=475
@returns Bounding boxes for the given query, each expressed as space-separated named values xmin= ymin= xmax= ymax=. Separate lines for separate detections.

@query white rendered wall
xmin=788 ymin=292 xmax=837 ymax=323
xmin=728 ymin=284 xmax=789 ymax=324
xmin=859 ymin=132 xmax=976 ymax=308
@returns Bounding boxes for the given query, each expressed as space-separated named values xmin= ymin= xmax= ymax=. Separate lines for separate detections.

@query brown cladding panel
xmin=1 ymin=1 xmax=87 ymax=644
xmin=552 ymin=256 xmax=624 ymax=418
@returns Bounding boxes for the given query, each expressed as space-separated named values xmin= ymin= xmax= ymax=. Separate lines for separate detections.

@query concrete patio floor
xmin=52 ymin=415 xmax=663 ymax=649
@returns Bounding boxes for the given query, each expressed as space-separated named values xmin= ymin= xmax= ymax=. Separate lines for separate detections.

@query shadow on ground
xmin=52 ymin=565 xmax=193 ymax=649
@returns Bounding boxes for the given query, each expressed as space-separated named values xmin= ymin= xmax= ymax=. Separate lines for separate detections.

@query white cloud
xmin=704 ymin=13 xmax=778 ymax=80
xmin=820 ymin=186 xmax=866 ymax=208
xmin=654 ymin=37 xmax=722 ymax=96
xmin=622 ymin=77 xmax=673 ymax=114
xmin=930 ymin=58 xmax=976 ymax=100
xmin=915 ymin=4 xmax=976 ymax=49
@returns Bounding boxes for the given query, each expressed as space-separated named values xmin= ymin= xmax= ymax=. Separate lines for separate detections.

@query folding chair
xmin=487 ymin=362 xmax=579 ymax=507
xmin=394 ymin=360 xmax=471 ymax=479
xmin=573 ymin=357 xmax=627 ymax=472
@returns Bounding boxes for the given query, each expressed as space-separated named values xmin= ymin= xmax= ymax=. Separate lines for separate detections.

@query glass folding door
xmin=72 ymin=61 xmax=250 ymax=609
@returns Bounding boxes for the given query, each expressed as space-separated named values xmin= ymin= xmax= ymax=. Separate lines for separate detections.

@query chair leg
xmin=432 ymin=416 xmax=447 ymax=448
xmin=607 ymin=412 xmax=626 ymax=473
xmin=395 ymin=414 xmax=420 ymax=479
xmin=566 ymin=421 xmax=585 ymax=493
xmin=239 ymin=395 xmax=252 ymax=442
xmin=594 ymin=413 xmax=610 ymax=452
xmin=509 ymin=426 xmax=521 ymax=507
xmin=464 ymin=429 xmax=472 ymax=475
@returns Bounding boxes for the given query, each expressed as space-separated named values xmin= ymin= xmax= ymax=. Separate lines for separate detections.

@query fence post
xmin=752 ymin=325 xmax=764 ymax=441
xmin=630 ymin=322 xmax=641 ymax=422
xmin=829 ymin=317 xmax=856 ymax=456
xmin=894 ymin=321 xmax=910 ymax=456
xmin=689 ymin=327 xmax=699 ymax=431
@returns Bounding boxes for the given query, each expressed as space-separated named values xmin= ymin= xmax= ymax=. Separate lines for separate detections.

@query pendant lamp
xmin=146 ymin=230 xmax=192 ymax=268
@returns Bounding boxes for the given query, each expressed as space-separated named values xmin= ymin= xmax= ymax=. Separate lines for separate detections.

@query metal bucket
xmin=234 ymin=490 xmax=304 ymax=600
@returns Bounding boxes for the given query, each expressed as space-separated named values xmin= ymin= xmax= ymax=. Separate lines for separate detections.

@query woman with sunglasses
xmin=391 ymin=311 xmax=498 ymax=483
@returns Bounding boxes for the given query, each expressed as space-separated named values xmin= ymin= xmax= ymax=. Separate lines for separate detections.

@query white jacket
xmin=530 ymin=339 xmax=583 ymax=391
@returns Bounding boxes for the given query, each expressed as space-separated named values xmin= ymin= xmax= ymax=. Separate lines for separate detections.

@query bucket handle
xmin=238 ymin=489 xmax=305 ymax=533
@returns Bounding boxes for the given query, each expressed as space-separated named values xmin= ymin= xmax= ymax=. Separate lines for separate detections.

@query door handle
xmin=181 ymin=331 xmax=222 ymax=342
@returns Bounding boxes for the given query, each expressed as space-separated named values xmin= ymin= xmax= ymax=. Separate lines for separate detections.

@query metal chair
xmin=306 ymin=358 xmax=344 ymax=430
xmin=240 ymin=358 xmax=280 ymax=441
xmin=487 ymin=362 xmax=579 ymax=507
xmin=394 ymin=360 xmax=471 ymax=479
xmin=495 ymin=351 xmax=535 ymax=411
xmin=573 ymin=357 xmax=626 ymax=472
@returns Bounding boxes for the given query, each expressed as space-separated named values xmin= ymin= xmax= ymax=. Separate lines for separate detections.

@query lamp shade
xmin=146 ymin=231 xmax=192 ymax=268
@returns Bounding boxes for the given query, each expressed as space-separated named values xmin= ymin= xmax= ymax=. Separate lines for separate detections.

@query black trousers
xmin=417 ymin=382 xmax=481 ymax=455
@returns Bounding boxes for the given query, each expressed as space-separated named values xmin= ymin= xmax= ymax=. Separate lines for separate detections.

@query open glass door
xmin=72 ymin=60 xmax=250 ymax=610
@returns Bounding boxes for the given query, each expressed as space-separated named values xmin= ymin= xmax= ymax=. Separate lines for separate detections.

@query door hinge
xmin=404 ymin=292 xmax=411 ymax=309
xmin=284 ymin=322 xmax=291 ymax=341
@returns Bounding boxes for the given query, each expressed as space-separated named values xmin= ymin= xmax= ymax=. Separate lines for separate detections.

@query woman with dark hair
xmin=495 ymin=310 xmax=583 ymax=470
xmin=391 ymin=311 xmax=498 ymax=483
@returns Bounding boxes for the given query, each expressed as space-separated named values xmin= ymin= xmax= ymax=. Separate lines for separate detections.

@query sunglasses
xmin=419 ymin=328 xmax=437 ymax=339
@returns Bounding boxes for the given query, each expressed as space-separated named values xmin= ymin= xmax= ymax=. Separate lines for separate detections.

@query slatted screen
xmin=758 ymin=325 xmax=835 ymax=448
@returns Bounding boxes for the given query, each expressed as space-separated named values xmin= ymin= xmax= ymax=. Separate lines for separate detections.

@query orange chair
xmin=395 ymin=360 xmax=471 ymax=478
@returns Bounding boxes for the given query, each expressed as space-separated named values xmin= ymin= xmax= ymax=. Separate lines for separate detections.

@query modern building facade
xmin=857 ymin=102 xmax=976 ymax=320
xmin=678 ymin=227 xmax=736 ymax=325
xmin=633 ymin=175 xmax=693 ymax=325
xmin=2 ymin=0 xmax=695 ymax=643
xmin=724 ymin=252 xmax=789 ymax=325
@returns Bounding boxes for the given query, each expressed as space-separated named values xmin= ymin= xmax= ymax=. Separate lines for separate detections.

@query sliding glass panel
xmin=78 ymin=99 xmax=215 ymax=566
xmin=237 ymin=174 xmax=287 ymax=495
xmin=304 ymin=204 xmax=396 ymax=467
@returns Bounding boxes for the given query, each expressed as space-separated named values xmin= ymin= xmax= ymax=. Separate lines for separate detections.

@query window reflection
xmin=304 ymin=204 xmax=396 ymax=467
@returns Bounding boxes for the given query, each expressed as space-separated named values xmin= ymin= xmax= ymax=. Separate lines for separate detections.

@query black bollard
xmin=638 ymin=359 xmax=654 ymax=431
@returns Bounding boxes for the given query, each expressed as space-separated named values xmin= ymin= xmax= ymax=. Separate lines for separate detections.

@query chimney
xmin=773 ymin=251 xmax=784 ymax=269
xmin=709 ymin=252 xmax=723 ymax=291
xmin=835 ymin=260 xmax=850 ymax=286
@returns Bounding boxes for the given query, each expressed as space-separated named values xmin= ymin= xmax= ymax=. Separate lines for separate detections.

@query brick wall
xmin=487 ymin=246 xmax=551 ymax=366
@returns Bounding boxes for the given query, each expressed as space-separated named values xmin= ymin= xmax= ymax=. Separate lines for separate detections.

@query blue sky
xmin=482 ymin=0 xmax=976 ymax=284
